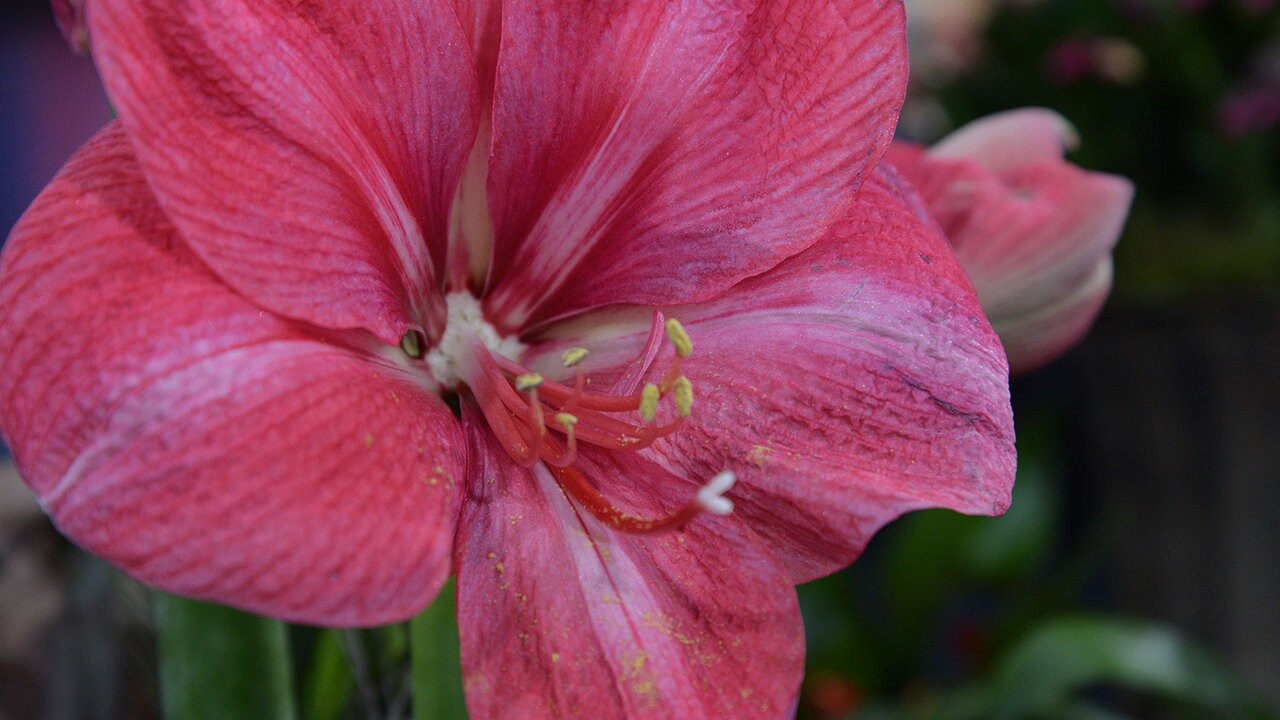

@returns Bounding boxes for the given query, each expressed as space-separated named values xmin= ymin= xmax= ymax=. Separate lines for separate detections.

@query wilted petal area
xmin=531 ymin=167 xmax=1015 ymax=583
xmin=0 ymin=127 xmax=465 ymax=625
xmin=456 ymin=410 xmax=804 ymax=720
xmin=483 ymin=0 xmax=908 ymax=330
xmin=88 ymin=0 xmax=481 ymax=343
xmin=889 ymin=108 xmax=1134 ymax=373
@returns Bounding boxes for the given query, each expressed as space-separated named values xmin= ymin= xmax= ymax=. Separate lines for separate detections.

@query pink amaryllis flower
xmin=889 ymin=109 xmax=1134 ymax=374
xmin=1 ymin=1 xmax=1015 ymax=716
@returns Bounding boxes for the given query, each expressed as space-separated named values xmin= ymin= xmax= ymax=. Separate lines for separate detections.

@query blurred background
xmin=0 ymin=0 xmax=1277 ymax=718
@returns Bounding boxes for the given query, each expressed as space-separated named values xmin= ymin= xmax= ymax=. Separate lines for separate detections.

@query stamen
xmin=665 ymin=319 xmax=693 ymax=358
xmin=639 ymin=383 xmax=660 ymax=423
xmin=613 ymin=309 xmax=667 ymax=394
xmin=516 ymin=385 xmax=546 ymax=467
xmin=400 ymin=329 xmax=425 ymax=359
xmin=695 ymin=471 xmax=736 ymax=516
xmin=493 ymin=355 xmax=646 ymax=412
xmin=545 ymin=412 xmax=580 ymax=468
xmin=673 ymin=376 xmax=694 ymax=418
xmin=561 ymin=347 xmax=590 ymax=367
xmin=467 ymin=362 xmax=536 ymax=459
xmin=514 ymin=373 xmax=545 ymax=391
xmin=457 ymin=312 xmax=723 ymax=536
xmin=559 ymin=367 xmax=586 ymax=415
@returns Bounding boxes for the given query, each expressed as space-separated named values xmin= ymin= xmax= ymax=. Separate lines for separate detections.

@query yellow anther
xmin=639 ymin=383 xmax=661 ymax=423
xmin=555 ymin=412 xmax=579 ymax=428
xmin=665 ymin=318 xmax=693 ymax=358
xmin=673 ymin=376 xmax=693 ymax=418
xmin=561 ymin=347 xmax=590 ymax=367
xmin=514 ymin=373 xmax=545 ymax=391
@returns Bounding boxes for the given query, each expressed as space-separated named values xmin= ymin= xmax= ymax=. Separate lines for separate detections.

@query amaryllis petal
xmin=87 ymin=0 xmax=481 ymax=343
xmin=529 ymin=167 xmax=1015 ymax=583
xmin=482 ymin=0 xmax=908 ymax=330
xmin=449 ymin=0 xmax=502 ymax=103
xmin=456 ymin=410 xmax=804 ymax=720
xmin=930 ymin=107 xmax=1079 ymax=172
xmin=0 ymin=127 xmax=465 ymax=625
xmin=888 ymin=108 xmax=1134 ymax=373
xmin=51 ymin=0 xmax=89 ymax=53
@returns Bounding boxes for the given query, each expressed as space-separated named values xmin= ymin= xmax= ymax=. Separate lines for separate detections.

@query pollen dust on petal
xmin=624 ymin=652 xmax=657 ymax=703
xmin=746 ymin=444 xmax=774 ymax=467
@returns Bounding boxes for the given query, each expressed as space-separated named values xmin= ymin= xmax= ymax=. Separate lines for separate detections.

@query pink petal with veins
xmin=525 ymin=166 xmax=1016 ymax=583
xmin=87 ymin=0 xmax=482 ymax=343
xmin=0 ymin=126 xmax=465 ymax=625
xmin=481 ymin=0 xmax=908 ymax=331
xmin=456 ymin=412 xmax=804 ymax=720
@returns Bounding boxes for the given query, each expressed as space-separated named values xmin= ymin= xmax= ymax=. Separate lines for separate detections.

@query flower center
xmin=416 ymin=293 xmax=734 ymax=535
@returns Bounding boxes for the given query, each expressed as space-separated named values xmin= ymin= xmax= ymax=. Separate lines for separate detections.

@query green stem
xmin=410 ymin=578 xmax=468 ymax=720
xmin=154 ymin=593 xmax=297 ymax=720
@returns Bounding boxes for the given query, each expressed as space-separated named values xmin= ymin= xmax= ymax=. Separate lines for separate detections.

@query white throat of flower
xmin=426 ymin=293 xmax=526 ymax=388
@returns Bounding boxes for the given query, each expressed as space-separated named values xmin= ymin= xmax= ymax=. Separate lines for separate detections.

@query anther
xmin=673 ymin=376 xmax=694 ymax=418
xmin=514 ymin=373 xmax=545 ymax=391
xmin=696 ymin=471 xmax=736 ymax=516
xmin=561 ymin=347 xmax=590 ymax=368
xmin=639 ymin=383 xmax=661 ymax=423
xmin=555 ymin=412 xmax=578 ymax=428
xmin=400 ymin=329 xmax=425 ymax=359
xmin=665 ymin=319 xmax=693 ymax=358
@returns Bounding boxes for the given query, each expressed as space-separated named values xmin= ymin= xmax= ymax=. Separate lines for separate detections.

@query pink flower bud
xmin=890 ymin=109 xmax=1135 ymax=373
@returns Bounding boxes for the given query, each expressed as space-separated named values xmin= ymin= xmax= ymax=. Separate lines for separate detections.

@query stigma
xmin=419 ymin=295 xmax=731 ymax=535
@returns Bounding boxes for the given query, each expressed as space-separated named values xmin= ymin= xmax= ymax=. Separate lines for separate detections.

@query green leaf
xmin=154 ymin=593 xmax=296 ymax=720
xmin=301 ymin=630 xmax=354 ymax=720
xmin=411 ymin=578 xmax=468 ymax=720
xmin=936 ymin=615 xmax=1276 ymax=720
xmin=1045 ymin=701 xmax=1135 ymax=720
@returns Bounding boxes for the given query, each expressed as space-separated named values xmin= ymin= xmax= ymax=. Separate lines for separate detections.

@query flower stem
xmin=410 ymin=578 xmax=468 ymax=719
xmin=153 ymin=592 xmax=297 ymax=720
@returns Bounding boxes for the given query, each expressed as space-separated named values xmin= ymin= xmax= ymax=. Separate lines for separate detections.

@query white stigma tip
xmin=696 ymin=471 xmax=736 ymax=516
